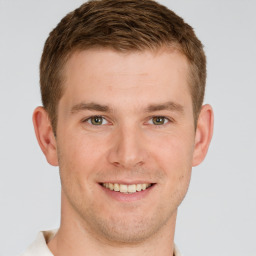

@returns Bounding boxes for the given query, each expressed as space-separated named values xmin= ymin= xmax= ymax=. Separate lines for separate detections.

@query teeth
xmin=102 ymin=183 xmax=152 ymax=193
xmin=136 ymin=184 xmax=142 ymax=191
xmin=120 ymin=184 xmax=128 ymax=193
xmin=114 ymin=183 xmax=119 ymax=191
xmin=128 ymin=184 xmax=136 ymax=193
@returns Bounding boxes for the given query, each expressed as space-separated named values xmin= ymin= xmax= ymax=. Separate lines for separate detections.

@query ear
xmin=32 ymin=106 xmax=59 ymax=166
xmin=192 ymin=104 xmax=214 ymax=166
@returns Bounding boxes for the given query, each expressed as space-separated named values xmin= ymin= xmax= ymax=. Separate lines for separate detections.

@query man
xmin=21 ymin=0 xmax=213 ymax=255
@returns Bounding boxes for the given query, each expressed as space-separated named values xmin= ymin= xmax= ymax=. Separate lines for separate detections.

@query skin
xmin=33 ymin=48 xmax=214 ymax=256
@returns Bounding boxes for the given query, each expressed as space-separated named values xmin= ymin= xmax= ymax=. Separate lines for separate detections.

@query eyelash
xmin=82 ymin=115 xmax=173 ymax=126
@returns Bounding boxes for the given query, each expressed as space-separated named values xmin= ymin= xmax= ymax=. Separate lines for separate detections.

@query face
xmin=55 ymin=48 xmax=196 ymax=243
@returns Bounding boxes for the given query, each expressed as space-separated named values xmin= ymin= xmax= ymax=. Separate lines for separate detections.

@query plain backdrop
xmin=0 ymin=0 xmax=255 ymax=256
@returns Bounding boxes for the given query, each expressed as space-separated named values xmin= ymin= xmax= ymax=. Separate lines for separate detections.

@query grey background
xmin=0 ymin=0 xmax=255 ymax=255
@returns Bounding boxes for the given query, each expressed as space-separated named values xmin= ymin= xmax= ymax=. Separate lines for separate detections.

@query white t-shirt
xmin=20 ymin=230 xmax=181 ymax=256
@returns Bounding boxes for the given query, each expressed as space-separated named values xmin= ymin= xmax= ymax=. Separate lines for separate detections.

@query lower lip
xmin=99 ymin=184 xmax=155 ymax=202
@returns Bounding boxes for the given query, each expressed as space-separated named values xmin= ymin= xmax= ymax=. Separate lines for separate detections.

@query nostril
xmin=112 ymin=162 xmax=121 ymax=167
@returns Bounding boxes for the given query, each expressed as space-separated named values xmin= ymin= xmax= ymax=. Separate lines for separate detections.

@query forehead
xmin=60 ymin=48 xmax=192 ymax=110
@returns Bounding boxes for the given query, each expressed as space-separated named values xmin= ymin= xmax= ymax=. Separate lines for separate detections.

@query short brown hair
xmin=40 ymin=0 xmax=206 ymax=133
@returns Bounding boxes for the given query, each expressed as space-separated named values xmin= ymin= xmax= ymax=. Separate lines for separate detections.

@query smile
xmin=101 ymin=183 xmax=153 ymax=194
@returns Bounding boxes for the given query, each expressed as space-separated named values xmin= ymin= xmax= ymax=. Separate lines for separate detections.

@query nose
xmin=107 ymin=124 xmax=147 ymax=169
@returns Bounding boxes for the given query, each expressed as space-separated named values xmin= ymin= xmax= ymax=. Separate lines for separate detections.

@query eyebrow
xmin=146 ymin=101 xmax=184 ymax=113
xmin=71 ymin=102 xmax=111 ymax=113
xmin=70 ymin=101 xmax=184 ymax=114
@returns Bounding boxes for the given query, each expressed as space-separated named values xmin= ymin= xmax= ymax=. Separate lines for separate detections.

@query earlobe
xmin=32 ymin=106 xmax=59 ymax=166
xmin=192 ymin=104 xmax=214 ymax=166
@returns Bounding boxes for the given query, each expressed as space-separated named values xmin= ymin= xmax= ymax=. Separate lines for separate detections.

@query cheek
xmin=58 ymin=132 xmax=105 ymax=168
xmin=157 ymin=135 xmax=193 ymax=206
xmin=56 ymin=136 xmax=106 ymax=215
xmin=56 ymin=134 xmax=106 ymax=195
xmin=151 ymin=131 xmax=194 ymax=170
xmin=149 ymin=131 xmax=194 ymax=192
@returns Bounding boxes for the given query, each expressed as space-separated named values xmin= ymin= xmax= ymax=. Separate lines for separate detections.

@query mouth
xmin=100 ymin=183 xmax=154 ymax=194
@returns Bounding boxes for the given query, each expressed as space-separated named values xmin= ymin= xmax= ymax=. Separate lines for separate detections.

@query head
xmin=33 ymin=0 xmax=213 ymax=247
xmin=40 ymin=0 xmax=206 ymax=134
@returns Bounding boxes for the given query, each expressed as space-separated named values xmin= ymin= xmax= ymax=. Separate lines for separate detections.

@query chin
xmin=83 ymin=208 xmax=176 ymax=244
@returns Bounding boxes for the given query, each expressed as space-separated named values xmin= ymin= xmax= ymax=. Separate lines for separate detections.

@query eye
xmin=149 ymin=116 xmax=169 ymax=125
xmin=86 ymin=116 xmax=107 ymax=125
